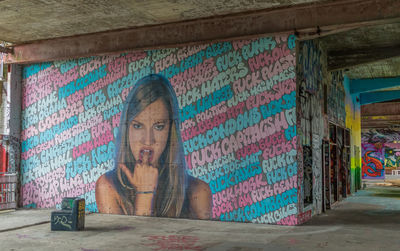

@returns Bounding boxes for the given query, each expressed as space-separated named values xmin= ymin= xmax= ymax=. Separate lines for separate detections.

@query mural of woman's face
xmin=129 ymin=98 xmax=171 ymax=166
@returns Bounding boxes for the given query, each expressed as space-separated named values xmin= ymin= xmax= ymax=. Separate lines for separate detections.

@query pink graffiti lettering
xmin=232 ymin=40 xmax=252 ymax=50
xmin=277 ymin=214 xmax=297 ymax=226
xmin=91 ymin=121 xmax=112 ymax=139
xmin=226 ymin=101 xmax=245 ymax=120
xmin=248 ymin=44 xmax=291 ymax=73
xmin=258 ymin=130 xmax=286 ymax=151
xmin=195 ymin=101 xmax=227 ymax=123
xmin=125 ymin=52 xmax=147 ymax=63
xmin=235 ymin=143 xmax=260 ymax=160
xmin=238 ymin=193 xmax=253 ymax=208
xmin=260 ymin=53 xmax=295 ymax=80
xmin=53 ymin=66 xmax=79 ymax=89
xmin=112 ymin=113 xmax=121 ymax=128
xmin=272 ymin=176 xmax=297 ymax=196
xmin=212 ymin=201 xmax=234 ymax=218
xmin=213 ymin=174 xmax=267 ymax=206
xmin=73 ymin=130 xmax=113 ymax=159
xmin=262 ymin=137 xmax=296 ymax=160
xmin=232 ymin=71 xmax=262 ymax=95
xmin=181 ymin=113 xmax=227 ymax=141
xmin=66 ymin=90 xmax=84 ymax=106
xmin=21 ymin=126 xmax=39 ymax=142
xmin=79 ymin=58 xmax=102 ymax=77
xmin=250 ymin=184 xmax=274 ymax=203
xmin=245 ymin=79 xmax=294 ymax=110
xmin=190 ymin=141 xmax=222 ymax=167
xmin=84 ymin=69 xmax=126 ymax=97
xmin=155 ymin=53 xmax=177 ymax=72
xmin=170 ymin=59 xmax=216 ymax=96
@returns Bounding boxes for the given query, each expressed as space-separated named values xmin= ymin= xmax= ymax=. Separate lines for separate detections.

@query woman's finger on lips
xmin=119 ymin=163 xmax=136 ymax=184
xmin=119 ymin=164 xmax=132 ymax=176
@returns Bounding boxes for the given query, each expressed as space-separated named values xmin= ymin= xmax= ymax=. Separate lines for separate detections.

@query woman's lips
xmin=139 ymin=148 xmax=153 ymax=164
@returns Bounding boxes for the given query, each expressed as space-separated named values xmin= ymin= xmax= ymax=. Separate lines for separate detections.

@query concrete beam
xmin=361 ymin=113 xmax=400 ymax=129
xmin=328 ymin=45 xmax=400 ymax=71
xmin=362 ymin=115 xmax=400 ymax=122
xmin=5 ymin=0 xmax=400 ymax=63
xmin=350 ymin=77 xmax=400 ymax=94
xmin=360 ymin=90 xmax=400 ymax=105
xmin=361 ymin=123 xmax=400 ymax=129
xmin=362 ymin=102 xmax=400 ymax=116
xmin=0 ymin=46 xmax=12 ymax=54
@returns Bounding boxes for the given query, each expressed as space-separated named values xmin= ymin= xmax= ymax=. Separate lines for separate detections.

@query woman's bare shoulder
xmin=188 ymin=177 xmax=211 ymax=194
xmin=95 ymin=173 xmax=122 ymax=214
xmin=187 ymin=177 xmax=212 ymax=219
xmin=96 ymin=173 xmax=115 ymax=190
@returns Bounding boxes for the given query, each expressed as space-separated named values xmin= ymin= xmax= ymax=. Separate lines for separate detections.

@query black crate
xmin=51 ymin=197 xmax=85 ymax=231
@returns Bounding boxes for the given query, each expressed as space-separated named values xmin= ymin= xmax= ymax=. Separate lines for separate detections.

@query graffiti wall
xmin=362 ymin=128 xmax=400 ymax=143
xmin=0 ymin=71 xmax=10 ymax=135
xmin=327 ymin=72 xmax=345 ymax=126
xmin=362 ymin=129 xmax=400 ymax=177
xmin=20 ymin=35 xmax=300 ymax=225
xmin=362 ymin=143 xmax=385 ymax=179
xmin=296 ymin=40 xmax=324 ymax=216
xmin=297 ymin=38 xmax=349 ymax=214
xmin=384 ymin=144 xmax=400 ymax=174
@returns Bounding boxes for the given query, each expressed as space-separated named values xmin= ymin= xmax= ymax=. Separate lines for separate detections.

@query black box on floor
xmin=51 ymin=197 xmax=85 ymax=231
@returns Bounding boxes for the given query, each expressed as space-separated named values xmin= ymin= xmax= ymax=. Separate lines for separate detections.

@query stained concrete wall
xmin=296 ymin=38 xmax=358 ymax=217
xmin=19 ymin=35 xmax=301 ymax=225
xmin=344 ymin=77 xmax=362 ymax=192
xmin=296 ymin=39 xmax=324 ymax=218
xmin=0 ymin=65 xmax=21 ymax=175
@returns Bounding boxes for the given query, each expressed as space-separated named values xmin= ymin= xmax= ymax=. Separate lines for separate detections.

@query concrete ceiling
xmin=0 ymin=0 xmax=398 ymax=78
xmin=0 ymin=0 xmax=329 ymax=44
xmin=0 ymin=0 xmax=399 ymax=82
xmin=1 ymin=0 xmax=399 ymax=129
xmin=320 ymin=22 xmax=400 ymax=79
xmin=317 ymin=10 xmax=400 ymax=130
xmin=344 ymin=57 xmax=400 ymax=79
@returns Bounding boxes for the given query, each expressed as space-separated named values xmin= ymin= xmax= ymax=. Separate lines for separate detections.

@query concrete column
xmin=9 ymin=65 xmax=21 ymax=141
xmin=8 ymin=65 xmax=22 ymax=207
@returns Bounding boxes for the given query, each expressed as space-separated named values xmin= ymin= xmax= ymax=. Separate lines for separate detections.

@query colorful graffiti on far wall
xmin=20 ymin=35 xmax=300 ymax=225
xmin=384 ymin=143 xmax=400 ymax=174
xmin=362 ymin=143 xmax=384 ymax=179
xmin=362 ymin=128 xmax=400 ymax=143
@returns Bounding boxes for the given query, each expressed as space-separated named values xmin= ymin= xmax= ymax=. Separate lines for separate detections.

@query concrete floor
xmin=1 ymin=184 xmax=400 ymax=251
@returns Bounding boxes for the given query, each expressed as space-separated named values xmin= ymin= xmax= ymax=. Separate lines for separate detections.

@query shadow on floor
xmin=303 ymin=185 xmax=400 ymax=228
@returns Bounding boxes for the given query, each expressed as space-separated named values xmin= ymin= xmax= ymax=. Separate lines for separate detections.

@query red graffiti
xmin=296 ymin=210 xmax=312 ymax=225
xmin=143 ymin=235 xmax=203 ymax=251
xmin=362 ymin=151 xmax=384 ymax=177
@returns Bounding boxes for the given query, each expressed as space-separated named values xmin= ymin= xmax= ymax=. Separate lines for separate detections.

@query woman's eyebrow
xmin=130 ymin=119 xmax=143 ymax=124
xmin=154 ymin=119 xmax=169 ymax=124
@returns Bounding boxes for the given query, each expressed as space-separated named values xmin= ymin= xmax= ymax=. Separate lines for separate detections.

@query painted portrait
xmin=95 ymin=74 xmax=211 ymax=219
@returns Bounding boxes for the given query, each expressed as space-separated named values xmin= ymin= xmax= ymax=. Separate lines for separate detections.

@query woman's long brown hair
xmin=115 ymin=74 xmax=187 ymax=217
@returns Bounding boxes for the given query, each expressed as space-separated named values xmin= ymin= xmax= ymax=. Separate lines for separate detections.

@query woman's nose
xmin=142 ymin=128 xmax=155 ymax=145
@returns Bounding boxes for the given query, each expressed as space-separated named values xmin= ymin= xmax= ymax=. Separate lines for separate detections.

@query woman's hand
xmin=132 ymin=161 xmax=159 ymax=192
xmin=119 ymin=152 xmax=159 ymax=192
xmin=119 ymin=152 xmax=158 ymax=216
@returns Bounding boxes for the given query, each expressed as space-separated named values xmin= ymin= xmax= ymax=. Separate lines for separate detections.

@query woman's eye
xmin=153 ymin=123 xmax=165 ymax=131
xmin=132 ymin=123 xmax=142 ymax=129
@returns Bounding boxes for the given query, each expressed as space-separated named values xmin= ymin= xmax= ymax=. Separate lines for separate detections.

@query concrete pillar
xmin=8 ymin=65 xmax=22 ymax=206
xmin=9 ymin=65 xmax=22 ymax=142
